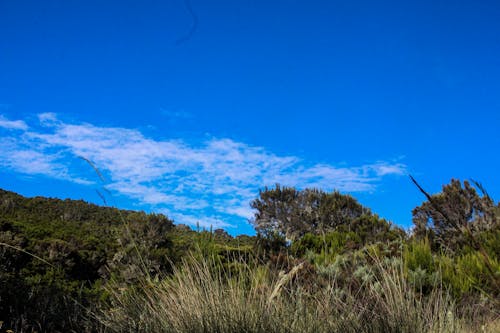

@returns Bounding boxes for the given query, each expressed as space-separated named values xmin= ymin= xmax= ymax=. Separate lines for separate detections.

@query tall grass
xmin=96 ymin=252 xmax=490 ymax=333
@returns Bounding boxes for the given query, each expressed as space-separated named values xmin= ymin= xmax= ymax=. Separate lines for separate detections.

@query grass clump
xmin=98 ymin=252 xmax=475 ymax=333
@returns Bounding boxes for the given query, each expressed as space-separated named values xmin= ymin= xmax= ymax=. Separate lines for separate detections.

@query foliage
xmin=98 ymin=254 xmax=471 ymax=333
xmin=0 ymin=177 xmax=499 ymax=332
xmin=250 ymin=184 xmax=402 ymax=240
xmin=412 ymin=179 xmax=499 ymax=253
xmin=0 ymin=189 xmax=180 ymax=332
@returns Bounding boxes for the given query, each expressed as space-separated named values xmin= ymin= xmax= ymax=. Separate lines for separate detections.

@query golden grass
xmin=94 ymin=253 xmax=497 ymax=333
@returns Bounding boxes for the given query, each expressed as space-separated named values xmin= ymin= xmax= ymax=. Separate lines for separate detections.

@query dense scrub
xmin=0 ymin=179 xmax=498 ymax=332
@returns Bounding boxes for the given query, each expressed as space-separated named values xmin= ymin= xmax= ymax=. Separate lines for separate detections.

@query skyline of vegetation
xmin=0 ymin=177 xmax=498 ymax=332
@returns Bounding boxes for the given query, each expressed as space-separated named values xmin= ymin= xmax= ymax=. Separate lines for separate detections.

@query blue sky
xmin=1 ymin=0 xmax=499 ymax=235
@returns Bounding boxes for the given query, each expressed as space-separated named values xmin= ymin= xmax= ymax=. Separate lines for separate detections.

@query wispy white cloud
xmin=0 ymin=115 xmax=28 ymax=131
xmin=37 ymin=112 xmax=59 ymax=126
xmin=0 ymin=114 xmax=406 ymax=230
xmin=166 ymin=212 xmax=234 ymax=230
xmin=369 ymin=162 xmax=407 ymax=177
xmin=0 ymin=133 xmax=93 ymax=185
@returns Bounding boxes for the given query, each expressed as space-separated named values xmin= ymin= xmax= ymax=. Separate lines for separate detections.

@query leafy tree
xmin=251 ymin=185 xmax=371 ymax=240
xmin=411 ymin=178 xmax=499 ymax=252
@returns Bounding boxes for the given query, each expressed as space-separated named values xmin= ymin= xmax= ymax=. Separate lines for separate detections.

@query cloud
xmin=0 ymin=114 xmax=407 ymax=230
xmin=37 ymin=112 xmax=59 ymax=126
xmin=0 ymin=115 xmax=28 ymax=131
xmin=0 ymin=134 xmax=93 ymax=185
xmin=166 ymin=212 xmax=234 ymax=230
xmin=369 ymin=162 xmax=407 ymax=177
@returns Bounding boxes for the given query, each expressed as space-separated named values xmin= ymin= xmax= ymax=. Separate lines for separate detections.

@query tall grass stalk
xmin=367 ymin=256 xmax=459 ymax=333
xmin=97 ymin=253 xmax=478 ymax=333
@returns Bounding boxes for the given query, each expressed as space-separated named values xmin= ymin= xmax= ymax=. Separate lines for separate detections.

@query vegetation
xmin=0 ymin=179 xmax=499 ymax=332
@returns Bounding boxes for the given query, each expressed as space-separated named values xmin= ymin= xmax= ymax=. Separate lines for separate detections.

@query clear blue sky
xmin=1 ymin=0 xmax=499 ymax=235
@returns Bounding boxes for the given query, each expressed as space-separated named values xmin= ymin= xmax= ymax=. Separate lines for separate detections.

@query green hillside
xmin=0 ymin=180 xmax=499 ymax=332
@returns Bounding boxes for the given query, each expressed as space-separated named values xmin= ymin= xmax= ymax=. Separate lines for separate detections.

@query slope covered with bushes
xmin=0 ymin=179 xmax=499 ymax=332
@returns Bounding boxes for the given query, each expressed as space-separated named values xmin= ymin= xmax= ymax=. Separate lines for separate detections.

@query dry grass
xmin=94 ymin=252 xmax=499 ymax=333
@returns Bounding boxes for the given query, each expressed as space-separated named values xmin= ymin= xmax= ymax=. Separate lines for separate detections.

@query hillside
xmin=0 ymin=188 xmax=246 ymax=331
xmin=0 ymin=181 xmax=499 ymax=332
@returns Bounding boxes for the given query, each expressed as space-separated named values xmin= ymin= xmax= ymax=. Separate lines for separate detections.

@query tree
xmin=250 ymin=185 xmax=370 ymax=240
xmin=411 ymin=178 xmax=499 ymax=252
